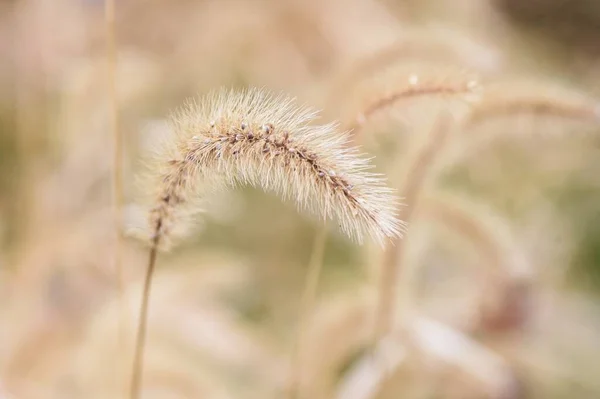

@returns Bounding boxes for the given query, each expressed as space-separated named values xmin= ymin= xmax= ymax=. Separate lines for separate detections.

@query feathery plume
xmin=130 ymin=88 xmax=403 ymax=399
xmin=143 ymin=87 xmax=403 ymax=249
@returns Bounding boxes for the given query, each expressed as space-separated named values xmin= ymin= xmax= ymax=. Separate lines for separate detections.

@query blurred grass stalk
xmin=375 ymin=114 xmax=451 ymax=341
xmin=104 ymin=0 xmax=126 ymax=395
xmin=288 ymin=224 xmax=328 ymax=399
xmin=13 ymin=0 xmax=47 ymax=244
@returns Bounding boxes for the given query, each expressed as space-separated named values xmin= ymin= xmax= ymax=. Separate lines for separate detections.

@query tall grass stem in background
xmin=374 ymin=115 xmax=451 ymax=341
xmin=345 ymin=81 xmax=475 ymax=135
xmin=289 ymin=224 xmax=328 ymax=399
xmin=104 ymin=0 xmax=126 ymax=393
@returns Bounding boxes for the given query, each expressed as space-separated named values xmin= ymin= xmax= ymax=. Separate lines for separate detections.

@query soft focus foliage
xmin=1 ymin=0 xmax=600 ymax=398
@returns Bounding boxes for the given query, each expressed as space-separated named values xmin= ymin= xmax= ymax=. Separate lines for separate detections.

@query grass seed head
xmin=137 ymin=88 xmax=404 ymax=249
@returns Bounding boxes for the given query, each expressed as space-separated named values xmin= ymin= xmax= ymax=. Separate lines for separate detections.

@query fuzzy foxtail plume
xmin=143 ymin=88 xmax=403 ymax=249
xmin=129 ymin=88 xmax=403 ymax=399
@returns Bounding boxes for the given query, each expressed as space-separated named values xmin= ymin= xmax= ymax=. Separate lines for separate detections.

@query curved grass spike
xmin=144 ymin=88 xmax=402 ymax=248
xmin=347 ymin=80 xmax=477 ymax=134
xmin=130 ymin=88 xmax=403 ymax=399
xmin=326 ymin=28 xmax=497 ymax=119
xmin=104 ymin=0 xmax=127 ymax=393
xmin=339 ymin=64 xmax=481 ymax=138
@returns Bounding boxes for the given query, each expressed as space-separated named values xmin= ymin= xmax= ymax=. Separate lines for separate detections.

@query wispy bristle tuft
xmin=139 ymin=88 xmax=404 ymax=249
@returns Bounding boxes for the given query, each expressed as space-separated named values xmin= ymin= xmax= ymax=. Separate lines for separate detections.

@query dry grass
xmin=2 ymin=1 xmax=600 ymax=399
xmin=130 ymin=88 xmax=402 ymax=398
xmin=104 ymin=0 xmax=127 ymax=395
xmin=138 ymin=89 xmax=403 ymax=249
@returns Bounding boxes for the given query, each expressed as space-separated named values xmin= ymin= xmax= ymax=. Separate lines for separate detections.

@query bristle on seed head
xmin=139 ymin=88 xmax=404 ymax=250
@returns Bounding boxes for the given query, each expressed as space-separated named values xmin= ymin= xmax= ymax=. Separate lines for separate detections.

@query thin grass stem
xmin=289 ymin=224 xmax=328 ymax=399
xmin=105 ymin=0 xmax=126 ymax=393
xmin=347 ymin=84 xmax=474 ymax=135
xmin=129 ymin=236 xmax=159 ymax=399
xmin=373 ymin=115 xmax=451 ymax=342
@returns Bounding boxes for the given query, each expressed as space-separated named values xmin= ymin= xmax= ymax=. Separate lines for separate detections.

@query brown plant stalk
xmin=326 ymin=29 xmax=496 ymax=121
xmin=347 ymin=82 xmax=476 ymax=135
xmin=129 ymin=238 xmax=158 ymax=399
xmin=130 ymin=88 xmax=403 ymax=399
xmin=341 ymin=65 xmax=480 ymax=139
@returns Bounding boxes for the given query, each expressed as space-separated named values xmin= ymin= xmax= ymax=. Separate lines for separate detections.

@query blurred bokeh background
xmin=1 ymin=0 xmax=600 ymax=398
